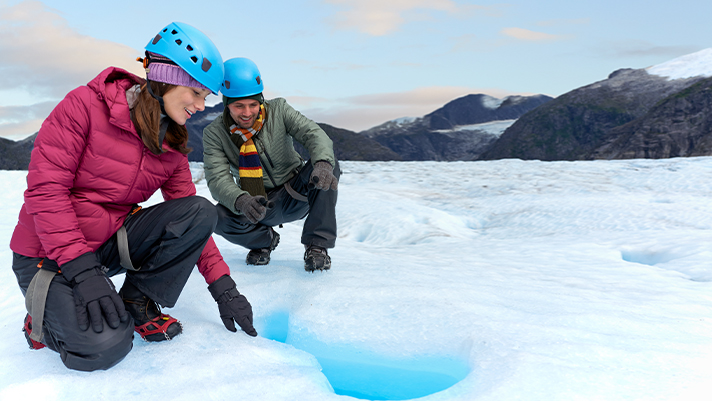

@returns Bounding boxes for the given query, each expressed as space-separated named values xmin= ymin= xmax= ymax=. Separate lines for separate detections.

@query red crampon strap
xmin=23 ymin=314 xmax=46 ymax=350
xmin=134 ymin=314 xmax=179 ymax=341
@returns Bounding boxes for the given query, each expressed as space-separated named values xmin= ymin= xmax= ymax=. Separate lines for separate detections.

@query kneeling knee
xmin=61 ymin=320 xmax=134 ymax=372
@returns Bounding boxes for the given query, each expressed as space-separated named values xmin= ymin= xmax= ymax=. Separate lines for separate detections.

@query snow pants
xmin=12 ymin=196 xmax=218 ymax=372
xmin=215 ymin=160 xmax=340 ymax=250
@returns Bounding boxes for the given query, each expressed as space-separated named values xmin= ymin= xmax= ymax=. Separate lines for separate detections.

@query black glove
xmin=208 ymin=275 xmax=257 ymax=336
xmin=309 ymin=161 xmax=338 ymax=191
xmin=234 ymin=194 xmax=270 ymax=224
xmin=61 ymin=252 xmax=128 ymax=333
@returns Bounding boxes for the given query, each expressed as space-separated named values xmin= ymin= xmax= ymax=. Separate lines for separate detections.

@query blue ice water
xmin=257 ymin=311 xmax=469 ymax=400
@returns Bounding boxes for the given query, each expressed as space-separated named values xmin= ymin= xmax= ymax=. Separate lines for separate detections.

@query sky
xmin=2 ymin=0 xmax=712 ymax=139
xmin=2 ymin=159 xmax=712 ymax=400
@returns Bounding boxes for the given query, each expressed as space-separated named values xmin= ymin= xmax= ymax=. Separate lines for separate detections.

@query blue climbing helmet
xmin=221 ymin=57 xmax=264 ymax=98
xmin=145 ymin=22 xmax=224 ymax=94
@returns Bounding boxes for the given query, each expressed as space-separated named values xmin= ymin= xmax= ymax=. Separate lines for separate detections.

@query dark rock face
xmin=480 ymin=69 xmax=705 ymax=161
xmin=185 ymin=104 xmax=223 ymax=162
xmin=423 ymin=94 xmax=553 ymax=130
xmin=593 ymin=76 xmax=712 ymax=159
xmin=0 ymin=133 xmax=36 ymax=170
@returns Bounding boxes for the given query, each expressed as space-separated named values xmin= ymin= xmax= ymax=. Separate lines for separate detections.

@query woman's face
xmin=162 ymin=86 xmax=212 ymax=125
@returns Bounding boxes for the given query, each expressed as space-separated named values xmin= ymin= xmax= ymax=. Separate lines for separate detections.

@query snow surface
xmin=434 ymin=119 xmax=516 ymax=136
xmin=480 ymin=95 xmax=505 ymax=110
xmin=2 ymin=158 xmax=712 ymax=400
xmin=392 ymin=117 xmax=417 ymax=126
xmin=646 ymin=47 xmax=712 ymax=80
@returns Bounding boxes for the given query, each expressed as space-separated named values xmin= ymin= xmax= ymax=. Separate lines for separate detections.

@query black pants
xmin=215 ymin=160 xmax=339 ymax=250
xmin=12 ymin=196 xmax=217 ymax=371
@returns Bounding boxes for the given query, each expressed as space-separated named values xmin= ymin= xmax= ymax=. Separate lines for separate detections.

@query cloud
xmin=297 ymin=86 xmax=531 ymax=132
xmin=0 ymin=1 xmax=147 ymax=138
xmin=451 ymin=33 xmax=510 ymax=53
xmin=536 ymin=18 xmax=589 ymax=27
xmin=0 ymin=1 xmax=144 ymax=100
xmin=501 ymin=27 xmax=563 ymax=42
xmin=0 ymin=101 xmax=57 ymax=139
xmin=601 ymin=41 xmax=699 ymax=60
xmin=323 ymin=0 xmax=485 ymax=36
xmin=291 ymin=59 xmax=369 ymax=72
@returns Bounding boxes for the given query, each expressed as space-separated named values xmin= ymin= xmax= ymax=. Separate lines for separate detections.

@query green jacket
xmin=203 ymin=97 xmax=335 ymax=214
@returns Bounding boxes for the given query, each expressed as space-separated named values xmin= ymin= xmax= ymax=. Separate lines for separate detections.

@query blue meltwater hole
xmin=257 ymin=311 xmax=470 ymax=400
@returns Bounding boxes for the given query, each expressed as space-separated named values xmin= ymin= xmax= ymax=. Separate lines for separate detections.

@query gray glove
xmin=309 ymin=161 xmax=338 ymax=191
xmin=234 ymin=194 xmax=268 ymax=224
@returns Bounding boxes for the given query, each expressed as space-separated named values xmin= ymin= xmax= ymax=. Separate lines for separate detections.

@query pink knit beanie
xmin=144 ymin=52 xmax=209 ymax=91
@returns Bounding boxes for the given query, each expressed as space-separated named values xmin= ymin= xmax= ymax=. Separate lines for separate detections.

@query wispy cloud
xmin=291 ymin=59 xmax=369 ymax=72
xmin=451 ymin=33 xmax=509 ymax=53
xmin=536 ymin=18 xmax=589 ymax=27
xmin=600 ymin=41 xmax=699 ymax=60
xmin=0 ymin=102 xmax=56 ymax=139
xmin=0 ymin=0 xmax=145 ymax=138
xmin=0 ymin=1 xmax=144 ymax=100
xmin=501 ymin=27 xmax=563 ymax=42
xmin=323 ymin=0 xmax=491 ymax=36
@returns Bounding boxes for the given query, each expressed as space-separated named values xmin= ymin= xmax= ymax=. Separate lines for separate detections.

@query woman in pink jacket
xmin=10 ymin=22 xmax=256 ymax=372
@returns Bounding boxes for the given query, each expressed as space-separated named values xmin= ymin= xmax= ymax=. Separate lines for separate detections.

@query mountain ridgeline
xmin=5 ymin=51 xmax=712 ymax=170
xmin=480 ymin=68 xmax=712 ymax=161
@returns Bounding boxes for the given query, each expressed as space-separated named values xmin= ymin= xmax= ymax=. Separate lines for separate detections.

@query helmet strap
xmin=145 ymin=78 xmax=168 ymax=155
xmin=145 ymin=79 xmax=167 ymax=116
xmin=156 ymin=116 xmax=168 ymax=155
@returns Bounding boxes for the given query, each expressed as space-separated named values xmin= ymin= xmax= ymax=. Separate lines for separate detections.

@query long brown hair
xmin=131 ymin=81 xmax=191 ymax=155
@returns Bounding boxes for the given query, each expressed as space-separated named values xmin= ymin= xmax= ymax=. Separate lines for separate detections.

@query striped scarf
xmin=224 ymin=105 xmax=268 ymax=198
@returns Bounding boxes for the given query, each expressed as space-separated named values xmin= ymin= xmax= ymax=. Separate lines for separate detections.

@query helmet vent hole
xmin=171 ymin=29 xmax=178 ymax=35
xmin=191 ymin=56 xmax=198 ymax=64
xmin=186 ymin=45 xmax=193 ymax=51
xmin=175 ymin=39 xmax=182 ymax=45
xmin=202 ymin=58 xmax=212 ymax=72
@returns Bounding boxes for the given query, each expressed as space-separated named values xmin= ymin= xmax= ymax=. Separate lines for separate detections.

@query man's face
xmin=228 ymin=99 xmax=261 ymax=129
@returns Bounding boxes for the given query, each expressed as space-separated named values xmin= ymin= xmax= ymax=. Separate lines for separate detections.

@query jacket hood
xmin=87 ymin=67 xmax=145 ymax=133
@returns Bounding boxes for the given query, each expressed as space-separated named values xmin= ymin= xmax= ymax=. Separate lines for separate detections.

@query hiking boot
xmin=246 ymin=228 xmax=280 ymax=266
xmin=304 ymin=246 xmax=331 ymax=272
xmin=119 ymin=280 xmax=182 ymax=342
xmin=22 ymin=314 xmax=46 ymax=350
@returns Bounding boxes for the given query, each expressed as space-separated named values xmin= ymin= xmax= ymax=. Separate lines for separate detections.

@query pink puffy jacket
xmin=10 ymin=67 xmax=229 ymax=284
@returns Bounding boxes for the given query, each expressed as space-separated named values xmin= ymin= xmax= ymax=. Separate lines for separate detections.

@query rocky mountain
xmin=593 ymin=76 xmax=712 ymax=159
xmin=0 ymin=133 xmax=36 ymax=170
xmin=359 ymin=94 xmax=553 ymax=161
xmin=185 ymin=104 xmax=223 ymax=162
xmin=480 ymin=49 xmax=712 ymax=161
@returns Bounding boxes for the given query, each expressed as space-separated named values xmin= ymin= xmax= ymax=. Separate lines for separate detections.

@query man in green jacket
xmin=202 ymin=58 xmax=339 ymax=272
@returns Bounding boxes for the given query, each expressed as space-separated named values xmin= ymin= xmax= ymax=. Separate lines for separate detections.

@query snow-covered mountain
xmin=357 ymin=93 xmax=552 ymax=161
xmin=646 ymin=47 xmax=712 ymax=80
xmin=482 ymin=48 xmax=712 ymax=161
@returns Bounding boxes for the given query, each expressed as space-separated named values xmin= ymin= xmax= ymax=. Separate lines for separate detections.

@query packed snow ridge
xmin=481 ymin=94 xmax=506 ymax=109
xmin=647 ymin=47 xmax=712 ymax=80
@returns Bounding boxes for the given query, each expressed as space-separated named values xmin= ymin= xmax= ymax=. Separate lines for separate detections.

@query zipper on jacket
xmin=254 ymin=137 xmax=277 ymax=187
xmin=124 ymin=147 xmax=146 ymax=204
